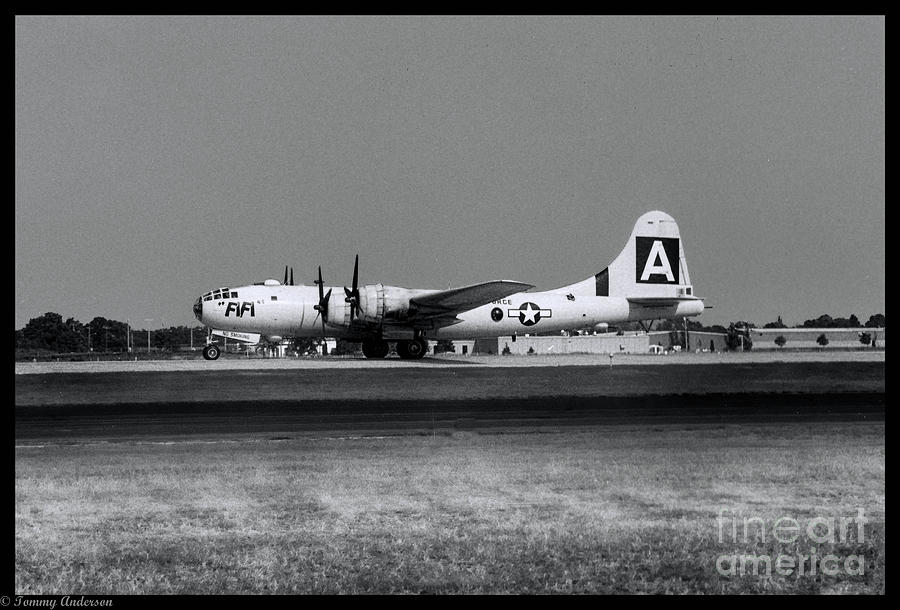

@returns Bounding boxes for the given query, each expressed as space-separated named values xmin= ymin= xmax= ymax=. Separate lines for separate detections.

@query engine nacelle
xmin=326 ymin=283 xmax=426 ymax=327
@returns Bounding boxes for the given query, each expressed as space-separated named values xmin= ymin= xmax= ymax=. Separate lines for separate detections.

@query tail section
xmin=556 ymin=211 xmax=695 ymax=299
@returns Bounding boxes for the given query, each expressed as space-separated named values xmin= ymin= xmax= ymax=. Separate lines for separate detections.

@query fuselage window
xmin=271 ymin=296 xmax=278 ymax=301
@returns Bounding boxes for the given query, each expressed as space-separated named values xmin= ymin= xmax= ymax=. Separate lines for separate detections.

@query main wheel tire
xmin=361 ymin=339 xmax=389 ymax=359
xmin=410 ymin=338 xmax=427 ymax=359
xmin=203 ymin=345 xmax=220 ymax=360
xmin=397 ymin=338 xmax=427 ymax=359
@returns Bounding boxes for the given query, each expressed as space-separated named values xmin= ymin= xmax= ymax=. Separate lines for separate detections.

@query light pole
xmin=144 ymin=319 xmax=153 ymax=354
xmin=86 ymin=323 xmax=92 ymax=352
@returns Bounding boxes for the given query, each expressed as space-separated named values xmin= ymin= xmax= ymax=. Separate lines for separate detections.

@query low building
xmin=428 ymin=340 xmax=476 ymax=355
xmin=648 ymin=330 xmax=729 ymax=353
xmin=476 ymin=333 xmax=650 ymax=355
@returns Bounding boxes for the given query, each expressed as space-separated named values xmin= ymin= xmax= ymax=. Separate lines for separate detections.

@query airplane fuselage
xmin=197 ymin=283 xmax=703 ymax=341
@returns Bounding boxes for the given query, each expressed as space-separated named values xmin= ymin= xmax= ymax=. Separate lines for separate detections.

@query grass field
xmin=15 ymin=423 xmax=885 ymax=594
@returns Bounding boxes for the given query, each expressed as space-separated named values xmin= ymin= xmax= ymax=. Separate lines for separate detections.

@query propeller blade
xmin=283 ymin=266 xmax=288 ymax=285
xmin=344 ymin=254 xmax=361 ymax=322
xmin=321 ymin=288 xmax=332 ymax=356
xmin=290 ymin=267 xmax=294 ymax=286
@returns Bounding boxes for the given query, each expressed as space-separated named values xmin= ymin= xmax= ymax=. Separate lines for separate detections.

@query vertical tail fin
xmin=556 ymin=211 xmax=695 ymax=299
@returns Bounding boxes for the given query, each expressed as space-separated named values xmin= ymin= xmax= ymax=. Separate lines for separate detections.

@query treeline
xmin=15 ymin=312 xmax=205 ymax=354
xmin=632 ymin=313 xmax=884 ymax=333
xmin=762 ymin=313 xmax=885 ymax=329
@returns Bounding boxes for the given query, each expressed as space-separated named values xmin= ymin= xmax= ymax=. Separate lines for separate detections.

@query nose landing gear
xmin=202 ymin=344 xmax=220 ymax=360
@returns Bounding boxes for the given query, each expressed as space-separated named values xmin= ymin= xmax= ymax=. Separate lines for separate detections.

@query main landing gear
xmin=361 ymin=338 xmax=428 ymax=359
xmin=202 ymin=344 xmax=220 ymax=360
xmin=396 ymin=338 xmax=427 ymax=360
xmin=361 ymin=339 xmax=390 ymax=359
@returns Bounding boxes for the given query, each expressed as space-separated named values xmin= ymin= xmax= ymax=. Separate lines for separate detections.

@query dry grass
xmin=16 ymin=423 xmax=884 ymax=594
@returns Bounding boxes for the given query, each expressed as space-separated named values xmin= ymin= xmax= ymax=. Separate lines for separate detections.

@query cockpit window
xmin=203 ymin=296 xmax=212 ymax=301
xmin=231 ymin=292 xmax=238 ymax=298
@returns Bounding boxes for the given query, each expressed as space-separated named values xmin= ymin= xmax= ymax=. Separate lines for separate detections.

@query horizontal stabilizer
xmin=627 ymin=297 xmax=701 ymax=306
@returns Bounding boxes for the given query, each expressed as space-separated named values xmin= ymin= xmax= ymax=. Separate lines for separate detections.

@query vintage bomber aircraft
xmin=192 ymin=211 xmax=704 ymax=360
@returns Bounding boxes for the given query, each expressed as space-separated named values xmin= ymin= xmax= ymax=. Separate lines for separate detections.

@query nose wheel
xmin=202 ymin=344 xmax=220 ymax=360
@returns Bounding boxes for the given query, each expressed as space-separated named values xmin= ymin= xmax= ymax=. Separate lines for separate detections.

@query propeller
xmin=343 ymin=254 xmax=361 ymax=322
xmin=313 ymin=266 xmax=331 ymax=356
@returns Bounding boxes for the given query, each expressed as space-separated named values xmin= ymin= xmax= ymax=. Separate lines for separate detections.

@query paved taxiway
xmin=15 ymin=393 xmax=884 ymax=444
xmin=15 ymin=357 xmax=884 ymax=443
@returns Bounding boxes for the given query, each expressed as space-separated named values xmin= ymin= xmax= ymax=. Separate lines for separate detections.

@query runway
xmin=14 ymin=393 xmax=884 ymax=443
xmin=15 ymin=360 xmax=885 ymax=443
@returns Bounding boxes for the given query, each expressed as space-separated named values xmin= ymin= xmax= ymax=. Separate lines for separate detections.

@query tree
xmin=333 ymin=339 xmax=361 ymax=356
xmin=669 ymin=329 xmax=685 ymax=350
xmin=289 ymin=337 xmax=320 ymax=355
xmin=764 ymin=316 xmax=787 ymax=329
xmin=774 ymin=335 xmax=787 ymax=347
xmin=800 ymin=314 xmax=865 ymax=328
xmin=831 ymin=314 xmax=861 ymax=328
xmin=86 ymin=317 xmax=131 ymax=352
xmin=865 ymin=314 xmax=885 ymax=328
xmin=816 ymin=333 xmax=829 ymax=347
xmin=802 ymin=314 xmax=833 ymax=328
xmin=725 ymin=322 xmax=753 ymax=351
xmin=433 ymin=339 xmax=455 ymax=354
xmin=502 ymin=343 xmax=511 ymax=355
xmin=18 ymin=312 xmax=86 ymax=353
xmin=858 ymin=332 xmax=872 ymax=346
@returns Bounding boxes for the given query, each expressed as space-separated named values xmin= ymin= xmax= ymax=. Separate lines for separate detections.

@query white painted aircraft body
xmin=193 ymin=211 xmax=704 ymax=359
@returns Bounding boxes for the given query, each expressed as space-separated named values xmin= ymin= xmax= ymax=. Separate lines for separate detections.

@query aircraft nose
xmin=193 ymin=297 xmax=203 ymax=322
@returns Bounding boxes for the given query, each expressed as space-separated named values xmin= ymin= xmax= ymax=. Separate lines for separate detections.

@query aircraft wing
xmin=410 ymin=280 xmax=533 ymax=318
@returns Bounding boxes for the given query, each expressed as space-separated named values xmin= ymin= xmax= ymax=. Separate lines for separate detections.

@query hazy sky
xmin=16 ymin=16 xmax=884 ymax=329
